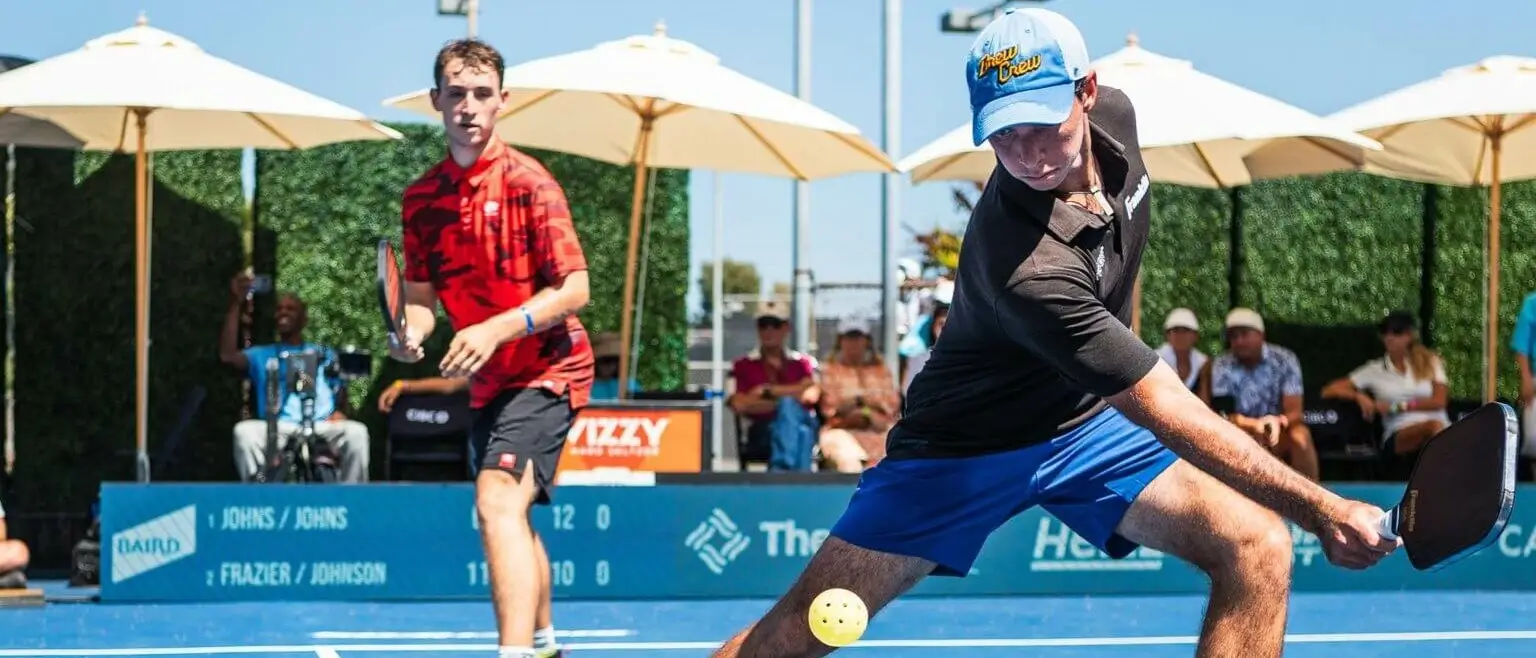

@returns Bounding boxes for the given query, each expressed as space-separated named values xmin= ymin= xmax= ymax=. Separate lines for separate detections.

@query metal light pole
xmin=790 ymin=0 xmax=814 ymax=354
xmin=710 ymin=172 xmax=726 ymax=471
xmin=940 ymin=0 xmax=1051 ymax=33
xmin=438 ymin=0 xmax=480 ymax=38
xmin=880 ymin=0 xmax=902 ymax=382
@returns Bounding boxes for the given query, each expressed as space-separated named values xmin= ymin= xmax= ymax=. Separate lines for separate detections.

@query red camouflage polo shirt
xmin=401 ymin=139 xmax=594 ymax=410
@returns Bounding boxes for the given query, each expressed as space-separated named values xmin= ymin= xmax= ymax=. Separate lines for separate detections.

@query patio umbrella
xmin=901 ymin=35 xmax=1378 ymax=187
xmin=1329 ymin=55 xmax=1536 ymax=403
xmin=0 ymin=15 xmax=402 ymax=481
xmin=385 ymin=22 xmax=895 ymax=398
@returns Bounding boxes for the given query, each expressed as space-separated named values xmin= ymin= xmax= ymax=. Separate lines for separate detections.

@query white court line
xmin=311 ymin=630 xmax=635 ymax=640
xmin=312 ymin=650 xmax=340 ymax=658
xmin=5 ymin=631 xmax=1536 ymax=655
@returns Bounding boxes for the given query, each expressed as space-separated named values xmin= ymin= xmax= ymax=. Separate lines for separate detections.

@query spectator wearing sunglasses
xmin=1322 ymin=310 xmax=1450 ymax=457
xmin=727 ymin=303 xmax=820 ymax=470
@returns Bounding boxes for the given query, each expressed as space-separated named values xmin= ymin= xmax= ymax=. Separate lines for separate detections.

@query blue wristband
xmin=521 ymin=306 xmax=536 ymax=337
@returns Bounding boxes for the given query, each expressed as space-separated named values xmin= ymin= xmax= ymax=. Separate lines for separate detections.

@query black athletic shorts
xmin=469 ymin=387 xmax=573 ymax=505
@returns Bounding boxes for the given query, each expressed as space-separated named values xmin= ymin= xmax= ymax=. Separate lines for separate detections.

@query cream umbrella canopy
xmin=1329 ymin=55 xmax=1536 ymax=403
xmin=385 ymin=22 xmax=895 ymax=397
xmin=901 ymin=35 xmax=1379 ymax=187
xmin=0 ymin=15 xmax=402 ymax=481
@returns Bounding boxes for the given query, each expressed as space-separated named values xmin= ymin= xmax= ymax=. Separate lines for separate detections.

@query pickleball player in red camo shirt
xmin=393 ymin=39 xmax=593 ymax=658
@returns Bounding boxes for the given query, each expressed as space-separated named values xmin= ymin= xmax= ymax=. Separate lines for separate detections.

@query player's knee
xmin=475 ymin=471 xmax=532 ymax=530
xmin=1224 ymin=513 xmax=1293 ymax=583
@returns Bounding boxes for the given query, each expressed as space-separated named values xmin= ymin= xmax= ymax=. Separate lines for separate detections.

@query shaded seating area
xmin=384 ymin=390 xmax=475 ymax=482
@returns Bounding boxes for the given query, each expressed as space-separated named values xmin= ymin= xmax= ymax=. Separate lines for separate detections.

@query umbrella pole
xmin=1485 ymin=137 xmax=1503 ymax=403
xmin=134 ymin=109 xmax=150 ymax=482
xmin=617 ymin=117 xmax=655 ymax=401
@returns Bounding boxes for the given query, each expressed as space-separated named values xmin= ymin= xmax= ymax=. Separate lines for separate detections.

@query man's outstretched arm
xmin=1108 ymin=360 xmax=1331 ymax=528
xmin=996 ymin=268 xmax=1336 ymax=531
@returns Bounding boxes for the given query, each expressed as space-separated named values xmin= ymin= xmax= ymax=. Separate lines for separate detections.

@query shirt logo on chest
xmin=1126 ymin=174 xmax=1150 ymax=219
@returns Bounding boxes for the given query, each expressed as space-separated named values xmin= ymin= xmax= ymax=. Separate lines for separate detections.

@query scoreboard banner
xmin=100 ymin=483 xmax=1536 ymax=602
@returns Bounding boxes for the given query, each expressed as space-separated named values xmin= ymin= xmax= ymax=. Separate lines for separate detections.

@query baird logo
xmin=110 ymin=504 xmax=198 ymax=584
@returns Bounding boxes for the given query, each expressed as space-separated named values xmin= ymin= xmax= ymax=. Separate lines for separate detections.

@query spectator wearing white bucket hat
xmin=1155 ymin=308 xmax=1207 ymax=390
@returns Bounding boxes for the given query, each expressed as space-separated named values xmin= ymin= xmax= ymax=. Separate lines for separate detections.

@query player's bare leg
xmin=712 ymin=537 xmax=933 ymax=658
xmin=476 ymin=466 xmax=541 ymax=651
xmin=1115 ymin=459 xmax=1294 ymax=658
xmin=532 ymin=528 xmax=559 ymax=655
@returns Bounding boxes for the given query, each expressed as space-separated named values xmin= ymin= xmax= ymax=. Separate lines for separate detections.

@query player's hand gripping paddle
xmin=1375 ymin=402 xmax=1518 ymax=571
xmin=376 ymin=239 xmax=410 ymax=352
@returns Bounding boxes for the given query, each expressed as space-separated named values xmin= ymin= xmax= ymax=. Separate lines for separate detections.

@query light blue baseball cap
xmin=967 ymin=8 xmax=1091 ymax=146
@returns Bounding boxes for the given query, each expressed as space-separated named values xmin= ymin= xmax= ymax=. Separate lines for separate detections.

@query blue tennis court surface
xmin=3 ymin=589 xmax=1536 ymax=656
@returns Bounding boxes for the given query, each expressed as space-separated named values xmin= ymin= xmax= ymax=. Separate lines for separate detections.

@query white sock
xmin=533 ymin=626 xmax=557 ymax=649
xmin=498 ymin=647 xmax=535 ymax=658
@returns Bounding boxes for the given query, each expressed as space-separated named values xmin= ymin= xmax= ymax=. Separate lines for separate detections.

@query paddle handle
xmin=1376 ymin=507 xmax=1400 ymax=542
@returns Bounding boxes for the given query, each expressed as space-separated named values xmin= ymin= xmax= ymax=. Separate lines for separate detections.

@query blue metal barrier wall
xmin=99 ymin=483 xmax=1536 ymax=602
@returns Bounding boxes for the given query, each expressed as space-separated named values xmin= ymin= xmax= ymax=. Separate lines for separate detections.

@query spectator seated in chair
xmin=727 ymin=303 xmax=820 ymax=471
xmin=1199 ymin=307 xmax=1320 ymax=481
xmin=1509 ymin=289 xmax=1536 ymax=463
xmin=1320 ymin=310 xmax=1450 ymax=459
xmin=1156 ymin=307 xmax=1207 ymax=391
xmin=902 ymin=280 xmax=951 ymax=396
xmin=817 ymin=318 xmax=902 ymax=473
xmin=219 ymin=273 xmax=370 ymax=483
xmin=589 ymin=332 xmax=639 ymax=401
xmin=0 ymin=494 xmax=28 ymax=589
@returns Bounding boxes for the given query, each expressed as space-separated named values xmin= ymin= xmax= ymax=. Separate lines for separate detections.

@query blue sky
xmin=3 ymin=0 xmax=1532 ymax=316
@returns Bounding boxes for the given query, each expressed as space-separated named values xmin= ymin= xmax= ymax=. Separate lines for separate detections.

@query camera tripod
xmin=257 ymin=353 xmax=339 ymax=484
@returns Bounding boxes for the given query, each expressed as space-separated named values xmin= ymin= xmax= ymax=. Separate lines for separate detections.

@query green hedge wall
xmin=12 ymin=148 xmax=245 ymax=512
xmin=1139 ymin=172 xmax=1534 ymax=403
xmin=1138 ymin=184 xmax=1232 ymax=363
xmin=253 ymin=122 xmax=690 ymax=480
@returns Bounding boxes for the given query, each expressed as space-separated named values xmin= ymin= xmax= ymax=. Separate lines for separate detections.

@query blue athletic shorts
xmin=831 ymin=406 xmax=1179 ymax=576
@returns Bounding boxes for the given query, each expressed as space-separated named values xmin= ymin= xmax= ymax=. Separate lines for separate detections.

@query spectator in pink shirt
xmin=728 ymin=303 xmax=821 ymax=470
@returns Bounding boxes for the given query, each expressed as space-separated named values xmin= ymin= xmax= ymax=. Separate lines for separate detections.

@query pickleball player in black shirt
xmin=714 ymin=8 xmax=1400 ymax=658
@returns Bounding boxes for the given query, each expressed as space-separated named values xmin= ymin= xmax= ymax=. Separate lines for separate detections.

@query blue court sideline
xmin=2 ymin=590 xmax=1536 ymax=657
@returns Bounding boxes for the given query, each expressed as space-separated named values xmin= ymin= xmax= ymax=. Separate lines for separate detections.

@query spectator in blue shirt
xmin=1510 ymin=292 xmax=1536 ymax=458
xmin=1199 ymin=308 xmax=1319 ymax=481
xmin=590 ymin=332 xmax=638 ymax=401
xmin=220 ymin=274 xmax=370 ymax=482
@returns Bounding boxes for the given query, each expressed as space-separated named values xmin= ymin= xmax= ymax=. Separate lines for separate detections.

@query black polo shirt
xmin=888 ymin=86 xmax=1159 ymax=459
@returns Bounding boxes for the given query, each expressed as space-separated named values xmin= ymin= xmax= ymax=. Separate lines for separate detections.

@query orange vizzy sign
xmin=557 ymin=406 xmax=705 ymax=474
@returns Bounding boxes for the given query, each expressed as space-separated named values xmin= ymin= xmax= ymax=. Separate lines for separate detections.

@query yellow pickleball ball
xmin=807 ymin=588 xmax=868 ymax=647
